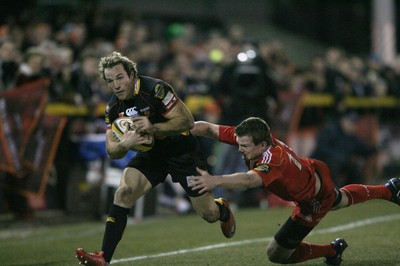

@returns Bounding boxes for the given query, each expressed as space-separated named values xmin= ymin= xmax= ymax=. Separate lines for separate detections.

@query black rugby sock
xmin=215 ymin=201 xmax=229 ymax=222
xmin=101 ymin=204 xmax=130 ymax=262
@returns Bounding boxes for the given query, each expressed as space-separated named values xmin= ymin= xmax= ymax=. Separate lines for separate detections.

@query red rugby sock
xmin=288 ymin=241 xmax=335 ymax=263
xmin=340 ymin=184 xmax=391 ymax=206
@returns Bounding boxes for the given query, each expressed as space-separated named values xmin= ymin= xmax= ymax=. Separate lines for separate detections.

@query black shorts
xmin=274 ymin=217 xmax=313 ymax=249
xmin=127 ymin=134 xmax=208 ymax=197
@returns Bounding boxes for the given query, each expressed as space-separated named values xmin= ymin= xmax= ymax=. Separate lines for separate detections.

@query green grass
xmin=1 ymin=200 xmax=400 ymax=265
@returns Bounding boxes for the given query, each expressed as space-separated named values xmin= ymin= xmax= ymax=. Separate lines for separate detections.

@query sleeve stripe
xmin=261 ymin=149 xmax=272 ymax=164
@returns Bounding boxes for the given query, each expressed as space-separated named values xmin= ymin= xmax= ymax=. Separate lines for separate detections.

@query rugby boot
xmin=324 ymin=238 xmax=348 ymax=265
xmin=75 ymin=248 xmax=107 ymax=266
xmin=215 ymin=198 xmax=236 ymax=238
xmin=385 ymin=177 xmax=400 ymax=205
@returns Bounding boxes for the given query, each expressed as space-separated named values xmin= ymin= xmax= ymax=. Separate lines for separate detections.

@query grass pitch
xmin=1 ymin=200 xmax=400 ymax=265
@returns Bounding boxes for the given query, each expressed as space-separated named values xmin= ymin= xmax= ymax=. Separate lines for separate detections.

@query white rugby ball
xmin=111 ymin=117 xmax=154 ymax=152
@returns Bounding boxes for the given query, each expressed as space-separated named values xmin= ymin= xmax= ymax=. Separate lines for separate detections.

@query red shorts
xmin=291 ymin=159 xmax=336 ymax=228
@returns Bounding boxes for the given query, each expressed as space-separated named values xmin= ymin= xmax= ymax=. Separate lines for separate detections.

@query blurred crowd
xmin=2 ymin=12 xmax=400 ymax=121
xmin=1 ymin=9 xmax=400 ymax=216
xmin=0 ymin=12 xmax=400 ymax=120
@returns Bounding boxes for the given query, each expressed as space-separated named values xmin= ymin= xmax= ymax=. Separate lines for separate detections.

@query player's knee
xmin=267 ymin=252 xmax=289 ymax=264
xmin=266 ymin=241 xmax=290 ymax=264
xmin=266 ymin=250 xmax=290 ymax=264
xmin=199 ymin=209 xmax=219 ymax=223
xmin=115 ymin=185 xmax=135 ymax=207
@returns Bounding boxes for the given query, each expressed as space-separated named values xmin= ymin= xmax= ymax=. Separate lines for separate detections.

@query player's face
xmin=236 ymin=135 xmax=264 ymax=161
xmin=104 ymin=64 xmax=135 ymax=100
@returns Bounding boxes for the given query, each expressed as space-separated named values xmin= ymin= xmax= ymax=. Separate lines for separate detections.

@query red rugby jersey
xmin=218 ymin=125 xmax=317 ymax=203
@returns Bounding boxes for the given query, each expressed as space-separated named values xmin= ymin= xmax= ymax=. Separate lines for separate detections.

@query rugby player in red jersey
xmin=189 ymin=117 xmax=400 ymax=265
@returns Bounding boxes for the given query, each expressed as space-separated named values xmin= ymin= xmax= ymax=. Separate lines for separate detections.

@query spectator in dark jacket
xmin=311 ymin=111 xmax=378 ymax=186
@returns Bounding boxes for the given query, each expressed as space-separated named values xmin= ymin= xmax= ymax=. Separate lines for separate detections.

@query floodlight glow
xmin=246 ymin=49 xmax=256 ymax=59
xmin=237 ymin=52 xmax=248 ymax=62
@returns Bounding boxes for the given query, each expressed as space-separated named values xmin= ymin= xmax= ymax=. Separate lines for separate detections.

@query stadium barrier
xmin=0 ymin=79 xmax=67 ymax=211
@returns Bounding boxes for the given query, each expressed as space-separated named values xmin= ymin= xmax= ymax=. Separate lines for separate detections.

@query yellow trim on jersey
xmin=134 ymin=78 xmax=140 ymax=95
xmin=180 ymin=130 xmax=190 ymax=136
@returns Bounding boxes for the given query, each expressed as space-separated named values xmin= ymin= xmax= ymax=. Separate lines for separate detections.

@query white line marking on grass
xmin=111 ymin=214 xmax=400 ymax=264
xmin=311 ymin=213 xmax=400 ymax=235
xmin=112 ymin=238 xmax=272 ymax=264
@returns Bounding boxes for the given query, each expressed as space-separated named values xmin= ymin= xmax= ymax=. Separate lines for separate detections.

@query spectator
xmin=21 ymin=22 xmax=52 ymax=51
xmin=310 ymin=111 xmax=378 ymax=186
xmin=58 ymin=23 xmax=87 ymax=61
xmin=0 ymin=38 xmax=19 ymax=90
xmin=390 ymin=56 xmax=400 ymax=98
xmin=213 ymin=40 xmax=279 ymax=207
xmin=217 ymin=41 xmax=278 ymax=125
xmin=70 ymin=49 xmax=109 ymax=111
xmin=258 ymin=39 xmax=295 ymax=92
xmin=48 ymin=45 xmax=75 ymax=102
xmin=303 ymin=54 xmax=327 ymax=93
xmin=324 ymin=47 xmax=345 ymax=95
xmin=15 ymin=47 xmax=49 ymax=87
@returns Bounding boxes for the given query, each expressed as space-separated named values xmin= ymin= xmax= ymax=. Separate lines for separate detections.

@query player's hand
xmin=131 ymin=116 xmax=153 ymax=135
xmin=188 ymin=167 xmax=218 ymax=194
xmin=120 ymin=128 xmax=149 ymax=149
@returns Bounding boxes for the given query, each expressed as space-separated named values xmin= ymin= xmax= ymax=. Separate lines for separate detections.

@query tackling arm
xmin=191 ymin=121 xmax=219 ymax=140
xmin=189 ymin=167 xmax=263 ymax=194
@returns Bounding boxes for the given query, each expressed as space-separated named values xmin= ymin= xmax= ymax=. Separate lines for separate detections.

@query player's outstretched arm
xmin=191 ymin=121 xmax=219 ymax=140
xmin=189 ymin=167 xmax=263 ymax=194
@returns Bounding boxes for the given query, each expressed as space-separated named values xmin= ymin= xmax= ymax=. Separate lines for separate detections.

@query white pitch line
xmin=111 ymin=213 xmax=400 ymax=264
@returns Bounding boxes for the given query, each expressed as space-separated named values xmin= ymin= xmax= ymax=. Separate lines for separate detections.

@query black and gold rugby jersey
xmin=104 ymin=75 xmax=196 ymax=155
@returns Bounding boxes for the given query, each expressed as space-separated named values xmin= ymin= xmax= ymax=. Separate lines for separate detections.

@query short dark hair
xmin=235 ymin=117 xmax=272 ymax=145
xmin=98 ymin=51 xmax=138 ymax=80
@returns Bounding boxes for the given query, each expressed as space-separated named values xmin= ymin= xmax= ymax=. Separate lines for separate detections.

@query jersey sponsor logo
xmin=254 ymin=163 xmax=270 ymax=174
xmin=165 ymin=97 xmax=177 ymax=110
xmin=162 ymin=91 xmax=174 ymax=105
xmin=141 ymin=107 xmax=151 ymax=116
xmin=154 ymin=84 xmax=166 ymax=99
xmin=186 ymin=175 xmax=195 ymax=186
xmin=166 ymin=98 xmax=177 ymax=109
xmin=140 ymin=107 xmax=151 ymax=116
xmin=140 ymin=106 xmax=150 ymax=113
xmin=163 ymin=91 xmax=178 ymax=110
xmin=125 ymin=107 xmax=138 ymax=117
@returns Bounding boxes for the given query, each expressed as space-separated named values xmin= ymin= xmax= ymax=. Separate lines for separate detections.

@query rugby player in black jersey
xmin=75 ymin=52 xmax=235 ymax=265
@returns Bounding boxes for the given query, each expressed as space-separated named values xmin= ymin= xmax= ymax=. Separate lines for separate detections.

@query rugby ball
xmin=111 ymin=117 xmax=154 ymax=152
